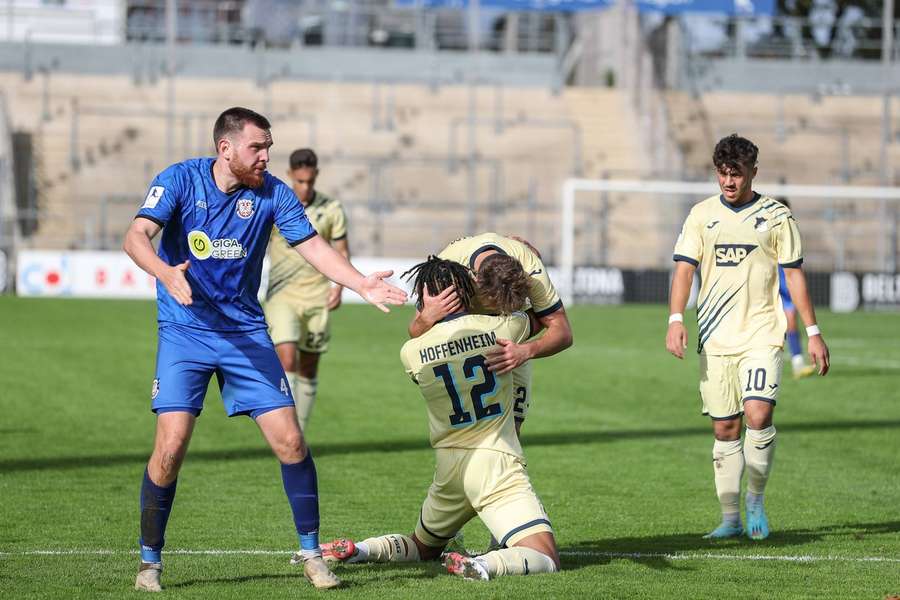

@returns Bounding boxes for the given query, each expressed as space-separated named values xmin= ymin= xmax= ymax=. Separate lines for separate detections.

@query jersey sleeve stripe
xmin=780 ymin=258 xmax=803 ymax=268
xmin=288 ymin=231 xmax=319 ymax=247
xmin=135 ymin=214 xmax=165 ymax=227
xmin=673 ymin=254 xmax=699 ymax=267
xmin=534 ymin=299 xmax=563 ymax=318
xmin=332 ymin=233 xmax=347 ymax=241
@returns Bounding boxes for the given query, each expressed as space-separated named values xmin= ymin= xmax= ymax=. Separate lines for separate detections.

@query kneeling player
xmin=323 ymin=257 xmax=560 ymax=580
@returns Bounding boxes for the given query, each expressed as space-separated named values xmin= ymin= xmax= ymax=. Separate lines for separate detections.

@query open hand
xmin=485 ymin=338 xmax=532 ymax=374
xmin=160 ymin=260 xmax=192 ymax=305
xmin=421 ymin=285 xmax=461 ymax=324
xmin=359 ymin=271 xmax=408 ymax=313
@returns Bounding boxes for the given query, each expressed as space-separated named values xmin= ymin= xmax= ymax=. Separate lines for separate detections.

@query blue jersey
xmin=136 ymin=158 xmax=316 ymax=332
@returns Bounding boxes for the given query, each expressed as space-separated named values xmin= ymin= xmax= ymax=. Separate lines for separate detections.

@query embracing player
xmin=410 ymin=233 xmax=573 ymax=434
xmin=666 ymin=134 xmax=830 ymax=540
xmin=320 ymin=257 xmax=560 ymax=581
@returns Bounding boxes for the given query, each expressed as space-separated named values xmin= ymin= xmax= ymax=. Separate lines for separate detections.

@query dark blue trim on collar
xmin=720 ymin=192 xmax=760 ymax=213
xmin=437 ymin=312 xmax=468 ymax=324
xmin=469 ymin=244 xmax=508 ymax=269
xmin=673 ymin=254 xmax=699 ymax=267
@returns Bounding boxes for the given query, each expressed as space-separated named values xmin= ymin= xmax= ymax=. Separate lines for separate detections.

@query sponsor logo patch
xmin=714 ymin=244 xmax=757 ymax=266
xmin=151 ymin=378 xmax=160 ymax=400
xmin=187 ymin=230 xmax=246 ymax=260
xmin=236 ymin=198 xmax=254 ymax=219
xmin=142 ymin=186 xmax=164 ymax=209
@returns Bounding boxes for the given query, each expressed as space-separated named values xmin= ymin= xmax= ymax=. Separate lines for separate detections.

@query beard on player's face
xmin=230 ymin=153 xmax=266 ymax=188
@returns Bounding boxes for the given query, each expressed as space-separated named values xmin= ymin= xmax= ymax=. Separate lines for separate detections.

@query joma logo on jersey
xmin=714 ymin=244 xmax=757 ymax=266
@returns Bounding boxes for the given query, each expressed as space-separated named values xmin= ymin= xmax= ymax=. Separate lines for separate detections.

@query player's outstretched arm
xmin=326 ymin=238 xmax=351 ymax=311
xmin=783 ymin=266 xmax=830 ymax=375
xmin=666 ymin=261 xmax=695 ymax=359
xmin=484 ymin=307 xmax=572 ymax=375
xmin=123 ymin=217 xmax=193 ymax=305
xmin=295 ymin=235 xmax=407 ymax=312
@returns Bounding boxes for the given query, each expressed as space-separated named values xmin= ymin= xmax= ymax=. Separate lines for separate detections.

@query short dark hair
xmin=476 ymin=254 xmax=529 ymax=314
xmin=289 ymin=148 xmax=318 ymax=170
xmin=212 ymin=107 xmax=271 ymax=147
xmin=713 ymin=134 xmax=758 ymax=171
xmin=402 ymin=256 xmax=477 ymax=312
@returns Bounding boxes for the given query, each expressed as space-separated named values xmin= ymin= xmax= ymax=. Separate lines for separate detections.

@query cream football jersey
xmin=267 ymin=192 xmax=347 ymax=302
xmin=673 ymin=193 xmax=803 ymax=355
xmin=438 ymin=232 xmax=562 ymax=317
xmin=400 ymin=312 xmax=532 ymax=458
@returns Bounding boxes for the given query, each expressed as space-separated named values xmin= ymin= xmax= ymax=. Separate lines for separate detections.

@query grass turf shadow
xmin=561 ymin=519 xmax=900 ymax=572
xmin=5 ymin=419 xmax=900 ymax=473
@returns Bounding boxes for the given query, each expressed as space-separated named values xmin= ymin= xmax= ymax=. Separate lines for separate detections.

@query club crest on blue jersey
xmin=714 ymin=244 xmax=757 ymax=266
xmin=236 ymin=198 xmax=255 ymax=219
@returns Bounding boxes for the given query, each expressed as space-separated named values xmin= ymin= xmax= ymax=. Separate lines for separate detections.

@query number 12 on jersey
xmin=433 ymin=355 xmax=501 ymax=427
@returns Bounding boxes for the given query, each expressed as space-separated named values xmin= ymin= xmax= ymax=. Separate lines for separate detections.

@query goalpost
xmin=559 ymin=179 xmax=900 ymax=306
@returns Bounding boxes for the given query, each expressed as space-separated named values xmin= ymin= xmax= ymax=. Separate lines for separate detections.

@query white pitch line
xmin=1 ymin=549 xmax=899 ymax=564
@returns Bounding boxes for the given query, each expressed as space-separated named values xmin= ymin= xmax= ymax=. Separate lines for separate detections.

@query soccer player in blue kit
xmin=123 ymin=107 xmax=407 ymax=592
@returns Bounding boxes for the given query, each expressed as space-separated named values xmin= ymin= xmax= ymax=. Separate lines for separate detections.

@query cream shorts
xmin=699 ymin=345 xmax=783 ymax=420
xmin=415 ymin=447 xmax=553 ymax=549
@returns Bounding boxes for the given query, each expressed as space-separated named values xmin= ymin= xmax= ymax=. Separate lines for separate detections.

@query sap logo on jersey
xmin=715 ymin=244 xmax=757 ymax=266
xmin=187 ymin=230 xmax=247 ymax=260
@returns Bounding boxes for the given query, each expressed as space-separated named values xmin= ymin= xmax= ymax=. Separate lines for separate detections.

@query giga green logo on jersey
xmin=187 ymin=230 xmax=246 ymax=260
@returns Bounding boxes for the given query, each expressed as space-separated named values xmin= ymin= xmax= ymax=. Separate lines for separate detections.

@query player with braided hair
xmin=319 ymin=256 xmax=561 ymax=581
xmin=410 ymin=233 xmax=573 ymax=436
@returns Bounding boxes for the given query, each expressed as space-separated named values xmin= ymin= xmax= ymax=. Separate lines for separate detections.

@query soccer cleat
xmin=291 ymin=539 xmax=357 ymax=566
xmin=746 ymin=501 xmax=770 ymax=540
xmin=793 ymin=364 xmax=817 ymax=379
xmin=702 ymin=522 xmax=744 ymax=539
xmin=322 ymin=538 xmax=358 ymax=564
xmin=444 ymin=552 xmax=490 ymax=581
xmin=134 ymin=562 xmax=162 ymax=592
xmin=302 ymin=556 xmax=342 ymax=589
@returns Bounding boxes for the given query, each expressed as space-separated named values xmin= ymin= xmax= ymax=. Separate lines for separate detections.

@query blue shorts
xmin=151 ymin=324 xmax=294 ymax=418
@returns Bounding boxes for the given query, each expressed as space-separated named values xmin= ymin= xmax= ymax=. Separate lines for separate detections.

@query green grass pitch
xmin=1 ymin=297 xmax=899 ymax=599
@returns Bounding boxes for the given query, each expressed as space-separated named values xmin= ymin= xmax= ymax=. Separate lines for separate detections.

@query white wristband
xmin=806 ymin=324 xmax=821 ymax=337
xmin=668 ymin=313 xmax=683 ymax=324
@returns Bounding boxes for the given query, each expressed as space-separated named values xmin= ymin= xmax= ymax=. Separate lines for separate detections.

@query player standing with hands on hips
xmin=665 ymin=134 xmax=829 ymax=541
xmin=123 ymin=107 xmax=407 ymax=592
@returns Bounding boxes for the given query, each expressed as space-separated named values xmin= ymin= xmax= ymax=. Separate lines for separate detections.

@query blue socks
xmin=139 ymin=469 xmax=177 ymax=564
xmin=281 ymin=453 xmax=320 ymax=552
xmin=786 ymin=331 xmax=802 ymax=357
